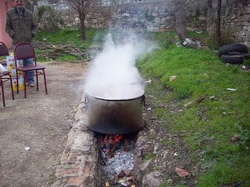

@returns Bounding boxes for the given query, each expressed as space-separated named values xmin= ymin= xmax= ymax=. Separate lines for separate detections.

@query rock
xmin=184 ymin=101 xmax=193 ymax=107
xmin=140 ymin=159 xmax=152 ymax=171
xmin=153 ymin=144 xmax=159 ymax=154
xmin=142 ymin=171 xmax=162 ymax=187
xmin=231 ymin=133 xmax=240 ymax=142
xmin=167 ymin=179 xmax=173 ymax=185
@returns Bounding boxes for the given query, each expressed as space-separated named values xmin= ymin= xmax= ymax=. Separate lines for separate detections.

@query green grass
xmin=143 ymin=152 xmax=156 ymax=162
xmin=36 ymin=28 xmax=106 ymax=49
xmin=56 ymin=54 xmax=77 ymax=61
xmin=138 ymin=44 xmax=250 ymax=186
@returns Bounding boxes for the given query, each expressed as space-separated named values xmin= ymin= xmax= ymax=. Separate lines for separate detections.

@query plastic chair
xmin=14 ymin=42 xmax=48 ymax=98
xmin=0 ymin=42 xmax=15 ymax=107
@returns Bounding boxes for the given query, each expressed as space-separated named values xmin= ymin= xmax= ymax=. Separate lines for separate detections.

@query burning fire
xmin=100 ymin=134 xmax=123 ymax=158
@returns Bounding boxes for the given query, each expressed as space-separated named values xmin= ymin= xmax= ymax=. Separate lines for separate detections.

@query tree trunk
xmin=80 ymin=15 xmax=86 ymax=40
xmin=24 ymin=0 xmax=34 ymax=12
xmin=216 ymin=0 xmax=222 ymax=46
xmin=175 ymin=0 xmax=187 ymax=41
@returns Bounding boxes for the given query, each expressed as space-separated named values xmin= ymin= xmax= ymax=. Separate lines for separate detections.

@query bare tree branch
xmin=66 ymin=0 xmax=96 ymax=40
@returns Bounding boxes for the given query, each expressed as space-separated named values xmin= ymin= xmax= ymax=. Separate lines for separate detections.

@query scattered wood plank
xmin=34 ymin=41 xmax=101 ymax=61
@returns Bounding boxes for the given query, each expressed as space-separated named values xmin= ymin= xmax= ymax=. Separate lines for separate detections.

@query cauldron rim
xmin=85 ymin=92 xmax=145 ymax=101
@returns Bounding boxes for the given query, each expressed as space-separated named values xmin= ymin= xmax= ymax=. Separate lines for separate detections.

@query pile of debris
xmin=176 ymin=38 xmax=201 ymax=48
xmin=34 ymin=41 xmax=101 ymax=61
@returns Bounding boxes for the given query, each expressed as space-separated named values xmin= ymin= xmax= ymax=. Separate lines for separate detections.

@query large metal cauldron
xmin=85 ymin=93 xmax=145 ymax=134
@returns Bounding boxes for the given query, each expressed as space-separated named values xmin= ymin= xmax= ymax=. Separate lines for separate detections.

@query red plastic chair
xmin=0 ymin=42 xmax=15 ymax=107
xmin=14 ymin=42 xmax=48 ymax=98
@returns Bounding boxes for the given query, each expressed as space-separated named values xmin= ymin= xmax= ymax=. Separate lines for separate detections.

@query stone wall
xmin=207 ymin=0 xmax=250 ymax=46
xmin=36 ymin=0 xmax=250 ymax=46
xmin=85 ymin=0 xmax=176 ymax=32
xmin=84 ymin=0 xmax=209 ymax=31
xmin=186 ymin=0 xmax=250 ymax=46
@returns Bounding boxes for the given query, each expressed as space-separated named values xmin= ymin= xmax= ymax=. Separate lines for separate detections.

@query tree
xmin=24 ymin=0 xmax=35 ymax=12
xmin=175 ymin=0 xmax=187 ymax=41
xmin=66 ymin=0 xmax=94 ymax=40
xmin=216 ymin=0 xmax=222 ymax=46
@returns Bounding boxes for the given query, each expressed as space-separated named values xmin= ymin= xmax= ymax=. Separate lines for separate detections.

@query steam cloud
xmin=84 ymin=32 xmax=155 ymax=100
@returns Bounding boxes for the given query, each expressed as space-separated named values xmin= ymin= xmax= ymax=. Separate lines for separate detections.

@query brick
xmin=82 ymin=164 xmax=90 ymax=175
xmin=67 ymin=177 xmax=81 ymax=186
xmin=56 ymin=167 xmax=79 ymax=177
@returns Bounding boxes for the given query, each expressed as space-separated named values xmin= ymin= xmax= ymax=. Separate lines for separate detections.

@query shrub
xmin=36 ymin=6 xmax=64 ymax=31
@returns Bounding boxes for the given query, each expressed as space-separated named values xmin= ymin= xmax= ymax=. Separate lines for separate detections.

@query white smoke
xmin=84 ymin=32 xmax=155 ymax=100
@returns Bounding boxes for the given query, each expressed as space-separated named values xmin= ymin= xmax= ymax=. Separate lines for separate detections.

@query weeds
xmin=237 ymin=125 xmax=250 ymax=146
xmin=143 ymin=152 xmax=156 ymax=162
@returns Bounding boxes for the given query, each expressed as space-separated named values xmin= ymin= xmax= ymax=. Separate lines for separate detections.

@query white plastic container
xmin=0 ymin=64 xmax=8 ymax=73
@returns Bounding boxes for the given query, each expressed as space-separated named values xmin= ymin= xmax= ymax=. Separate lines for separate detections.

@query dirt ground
xmin=0 ymin=61 xmax=86 ymax=187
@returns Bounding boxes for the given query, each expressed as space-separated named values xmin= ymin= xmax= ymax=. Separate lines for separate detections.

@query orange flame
xmin=101 ymin=134 xmax=123 ymax=158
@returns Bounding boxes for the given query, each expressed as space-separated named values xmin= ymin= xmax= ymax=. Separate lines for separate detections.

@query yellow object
xmin=6 ymin=56 xmax=23 ymax=73
xmin=6 ymin=56 xmax=24 ymax=91
xmin=12 ymin=76 xmax=24 ymax=91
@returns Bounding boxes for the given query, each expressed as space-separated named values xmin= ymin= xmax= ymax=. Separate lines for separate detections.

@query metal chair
xmin=14 ymin=42 xmax=48 ymax=98
xmin=0 ymin=42 xmax=15 ymax=107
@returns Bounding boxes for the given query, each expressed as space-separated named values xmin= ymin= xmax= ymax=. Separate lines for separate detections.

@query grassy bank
xmin=138 ymin=43 xmax=250 ymax=186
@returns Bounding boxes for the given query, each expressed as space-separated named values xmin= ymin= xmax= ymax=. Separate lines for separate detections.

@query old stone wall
xmin=36 ymin=0 xmax=250 ymax=46
xmin=83 ymin=0 xmax=250 ymax=46
xmin=207 ymin=0 xmax=250 ymax=47
xmin=84 ymin=0 xmax=210 ymax=31
xmin=186 ymin=0 xmax=250 ymax=46
xmin=85 ymin=0 xmax=176 ymax=32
